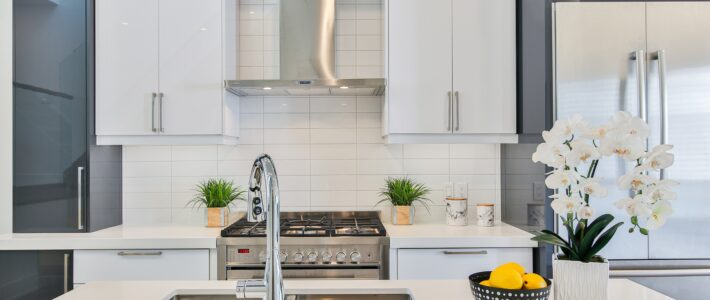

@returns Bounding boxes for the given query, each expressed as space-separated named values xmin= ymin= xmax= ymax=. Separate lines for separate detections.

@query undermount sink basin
xmin=170 ymin=294 xmax=411 ymax=300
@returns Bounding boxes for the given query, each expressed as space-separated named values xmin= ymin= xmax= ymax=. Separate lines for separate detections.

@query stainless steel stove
xmin=217 ymin=211 xmax=389 ymax=280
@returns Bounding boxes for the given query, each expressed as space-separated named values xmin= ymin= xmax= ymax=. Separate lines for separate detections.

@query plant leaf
xmin=584 ymin=221 xmax=624 ymax=261
xmin=577 ymin=214 xmax=615 ymax=259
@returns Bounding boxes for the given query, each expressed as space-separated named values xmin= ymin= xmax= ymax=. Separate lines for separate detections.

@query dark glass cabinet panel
xmin=0 ymin=251 xmax=73 ymax=300
xmin=13 ymin=0 xmax=121 ymax=233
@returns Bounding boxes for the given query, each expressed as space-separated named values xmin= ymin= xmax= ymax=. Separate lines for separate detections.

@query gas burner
xmin=220 ymin=211 xmax=387 ymax=238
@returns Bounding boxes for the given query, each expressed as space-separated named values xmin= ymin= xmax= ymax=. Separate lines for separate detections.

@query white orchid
xmin=566 ymin=140 xmax=601 ymax=167
xmin=544 ymin=169 xmax=578 ymax=189
xmin=532 ymin=111 xmax=677 ymax=244
xmin=614 ymin=196 xmax=652 ymax=217
xmin=598 ymin=134 xmax=645 ymax=161
xmin=618 ymin=172 xmax=658 ymax=192
xmin=577 ymin=205 xmax=595 ymax=219
xmin=550 ymin=194 xmax=585 ymax=215
xmin=572 ymin=177 xmax=608 ymax=198
xmin=647 ymin=200 xmax=674 ymax=230
xmin=644 ymin=144 xmax=675 ymax=170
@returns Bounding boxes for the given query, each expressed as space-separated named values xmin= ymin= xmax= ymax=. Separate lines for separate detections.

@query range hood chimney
xmin=225 ymin=0 xmax=385 ymax=97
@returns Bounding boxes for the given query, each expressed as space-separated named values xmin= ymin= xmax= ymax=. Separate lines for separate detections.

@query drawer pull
xmin=442 ymin=250 xmax=488 ymax=255
xmin=117 ymin=251 xmax=163 ymax=256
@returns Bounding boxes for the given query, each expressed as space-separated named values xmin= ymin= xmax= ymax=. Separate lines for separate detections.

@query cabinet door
xmin=96 ymin=0 xmax=159 ymax=136
xmin=73 ymin=249 xmax=209 ymax=283
xmin=397 ymin=248 xmax=532 ymax=280
xmin=158 ymin=0 xmax=223 ymax=135
xmin=387 ymin=0 xmax=453 ymax=134
xmin=452 ymin=0 xmax=516 ymax=134
xmin=0 ymin=251 xmax=72 ymax=300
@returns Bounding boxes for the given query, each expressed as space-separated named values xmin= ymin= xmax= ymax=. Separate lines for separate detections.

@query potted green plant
xmin=189 ymin=178 xmax=246 ymax=227
xmin=377 ymin=177 xmax=431 ymax=225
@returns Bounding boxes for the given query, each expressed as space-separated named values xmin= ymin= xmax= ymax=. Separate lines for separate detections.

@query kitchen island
xmin=57 ymin=278 xmax=672 ymax=300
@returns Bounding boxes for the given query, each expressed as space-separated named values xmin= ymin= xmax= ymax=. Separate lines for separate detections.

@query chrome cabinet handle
xmin=631 ymin=50 xmax=648 ymax=123
xmin=611 ymin=268 xmax=710 ymax=278
xmin=455 ymin=91 xmax=460 ymax=131
xmin=447 ymin=91 xmax=453 ymax=131
xmin=158 ymin=92 xmax=164 ymax=133
xmin=653 ymin=50 xmax=669 ymax=180
xmin=77 ymin=166 xmax=84 ymax=230
xmin=63 ymin=253 xmax=70 ymax=293
xmin=442 ymin=250 xmax=488 ymax=255
xmin=117 ymin=251 xmax=163 ymax=256
xmin=151 ymin=92 xmax=157 ymax=132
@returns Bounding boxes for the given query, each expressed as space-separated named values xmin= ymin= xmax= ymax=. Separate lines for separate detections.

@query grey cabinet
xmin=0 ymin=251 xmax=73 ymax=300
xmin=12 ymin=0 xmax=122 ymax=233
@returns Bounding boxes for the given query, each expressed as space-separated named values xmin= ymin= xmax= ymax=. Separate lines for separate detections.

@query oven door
xmin=227 ymin=264 xmax=381 ymax=280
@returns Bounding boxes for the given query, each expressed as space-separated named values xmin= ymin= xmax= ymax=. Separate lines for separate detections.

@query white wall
xmin=1 ymin=0 xmax=13 ymax=234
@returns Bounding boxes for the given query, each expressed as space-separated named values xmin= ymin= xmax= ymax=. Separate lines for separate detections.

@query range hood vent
xmin=225 ymin=0 xmax=385 ymax=97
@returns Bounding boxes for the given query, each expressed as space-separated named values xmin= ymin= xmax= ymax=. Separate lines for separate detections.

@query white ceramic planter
xmin=552 ymin=255 xmax=609 ymax=300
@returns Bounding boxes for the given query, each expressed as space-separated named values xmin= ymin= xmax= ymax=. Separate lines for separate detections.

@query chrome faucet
xmin=236 ymin=154 xmax=284 ymax=300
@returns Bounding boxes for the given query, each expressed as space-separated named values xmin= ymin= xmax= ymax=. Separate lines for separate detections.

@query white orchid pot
xmin=552 ymin=255 xmax=609 ymax=300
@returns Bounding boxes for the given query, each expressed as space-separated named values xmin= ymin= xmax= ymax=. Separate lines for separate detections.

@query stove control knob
xmin=279 ymin=251 xmax=288 ymax=263
xmin=307 ymin=251 xmax=318 ymax=263
xmin=293 ymin=251 xmax=304 ymax=263
xmin=350 ymin=251 xmax=361 ymax=263
xmin=322 ymin=251 xmax=333 ymax=262
xmin=335 ymin=251 xmax=347 ymax=263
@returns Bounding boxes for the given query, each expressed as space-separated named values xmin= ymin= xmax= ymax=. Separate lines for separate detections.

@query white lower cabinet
xmin=73 ymin=249 xmax=209 ymax=284
xmin=396 ymin=248 xmax=532 ymax=280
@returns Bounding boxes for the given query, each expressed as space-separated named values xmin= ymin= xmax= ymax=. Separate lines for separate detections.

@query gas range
xmin=217 ymin=211 xmax=389 ymax=280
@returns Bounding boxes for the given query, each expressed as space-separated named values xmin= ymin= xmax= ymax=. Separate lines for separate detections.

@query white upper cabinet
xmin=96 ymin=0 xmax=238 ymax=145
xmin=452 ymin=0 xmax=516 ymax=134
xmin=387 ymin=0 xmax=453 ymax=134
xmin=384 ymin=0 xmax=517 ymax=144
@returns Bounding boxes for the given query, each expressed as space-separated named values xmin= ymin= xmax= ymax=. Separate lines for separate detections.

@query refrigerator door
xmin=554 ymin=2 xmax=648 ymax=259
xmin=646 ymin=2 xmax=710 ymax=259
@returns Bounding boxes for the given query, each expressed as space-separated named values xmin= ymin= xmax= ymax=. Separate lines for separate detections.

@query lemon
xmin=489 ymin=267 xmax=523 ymax=290
xmin=522 ymin=273 xmax=548 ymax=290
xmin=479 ymin=280 xmax=491 ymax=287
xmin=496 ymin=262 xmax=526 ymax=277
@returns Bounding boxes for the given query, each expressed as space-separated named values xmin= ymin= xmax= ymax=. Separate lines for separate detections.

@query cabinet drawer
xmin=74 ymin=249 xmax=209 ymax=283
xmin=397 ymin=248 xmax=532 ymax=280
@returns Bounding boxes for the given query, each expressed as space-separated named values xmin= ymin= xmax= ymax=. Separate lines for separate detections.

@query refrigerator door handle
xmin=652 ymin=50 xmax=669 ymax=179
xmin=611 ymin=268 xmax=710 ymax=278
xmin=631 ymin=50 xmax=648 ymax=122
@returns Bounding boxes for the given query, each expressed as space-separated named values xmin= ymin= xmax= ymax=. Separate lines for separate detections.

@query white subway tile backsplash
xmin=263 ymin=21 xmax=279 ymax=35
xmin=336 ymin=36 xmax=357 ymax=51
xmin=123 ymin=209 xmax=171 ymax=226
xmin=311 ymin=144 xmax=357 ymax=160
xmin=356 ymin=128 xmax=384 ymax=143
xmin=123 ymin=162 xmax=171 ymax=178
xmin=123 ymin=193 xmax=171 ymax=209
xmin=264 ymin=144 xmax=310 ymax=160
xmin=264 ymin=97 xmax=310 ymax=113
xmin=281 ymin=191 xmax=311 ymax=207
xmin=403 ymin=159 xmax=449 ymax=175
xmin=311 ymin=113 xmax=357 ymax=128
xmin=239 ymin=36 xmax=264 ymax=51
xmin=311 ymin=160 xmax=357 ymax=175
xmin=311 ymin=175 xmax=357 ymax=191
xmin=124 ymin=177 xmax=171 ymax=193
xmin=310 ymin=97 xmax=357 ymax=113
xmin=356 ymin=4 xmax=381 ymax=20
xmin=336 ymin=20 xmax=357 ymax=35
xmin=123 ymin=146 xmax=171 ymax=162
xmin=356 ymin=97 xmax=382 ymax=113
xmin=172 ymin=146 xmax=218 ymax=161
xmin=240 ymin=67 xmax=264 ymax=80
xmin=218 ymin=161 xmax=256 ymax=176
xmin=403 ymin=144 xmax=449 ymax=159
xmin=356 ymin=50 xmax=381 ymax=66
xmin=336 ymin=50 xmax=357 ymax=66
xmin=311 ymin=129 xmax=356 ymax=144
xmin=263 ymin=4 xmax=279 ymax=19
xmin=218 ymin=145 xmax=264 ymax=161
xmin=356 ymin=20 xmax=380 ymax=35
xmin=275 ymin=160 xmax=311 ymax=176
xmin=356 ymin=144 xmax=402 ymax=159
xmin=357 ymin=159 xmax=403 ymax=175
xmin=450 ymin=159 xmax=498 ymax=175
xmin=263 ymin=129 xmax=310 ymax=144
xmin=240 ymin=20 xmax=264 ymax=35
xmin=279 ymin=175 xmax=311 ymax=191
xmin=450 ymin=144 xmax=497 ymax=158
xmin=356 ymin=36 xmax=381 ymax=51
xmin=356 ymin=113 xmax=381 ymax=128
xmin=336 ymin=4 xmax=358 ymax=20
xmin=240 ymin=114 xmax=263 ymax=129
xmin=239 ymin=51 xmax=264 ymax=67
xmin=311 ymin=191 xmax=357 ymax=207
xmin=172 ymin=161 xmax=218 ymax=177
xmin=240 ymin=5 xmax=264 ymax=20
xmin=263 ymin=113 xmax=309 ymax=129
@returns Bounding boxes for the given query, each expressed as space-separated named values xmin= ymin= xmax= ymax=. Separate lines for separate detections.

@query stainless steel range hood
xmin=225 ymin=0 xmax=385 ymax=97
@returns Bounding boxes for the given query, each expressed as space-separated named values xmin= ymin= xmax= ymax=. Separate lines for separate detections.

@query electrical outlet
xmin=444 ymin=182 xmax=454 ymax=198
xmin=533 ymin=182 xmax=546 ymax=201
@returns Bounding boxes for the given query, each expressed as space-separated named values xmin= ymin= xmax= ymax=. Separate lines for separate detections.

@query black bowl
xmin=468 ymin=271 xmax=551 ymax=300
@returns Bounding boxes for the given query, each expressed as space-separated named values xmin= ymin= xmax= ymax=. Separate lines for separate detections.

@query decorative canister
xmin=476 ymin=203 xmax=495 ymax=227
xmin=445 ymin=197 xmax=468 ymax=226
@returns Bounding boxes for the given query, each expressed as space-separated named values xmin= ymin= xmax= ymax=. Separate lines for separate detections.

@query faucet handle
xmin=236 ymin=279 xmax=266 ymax=299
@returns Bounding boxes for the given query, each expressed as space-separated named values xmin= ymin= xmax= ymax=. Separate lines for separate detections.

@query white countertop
xmin=0 ymin=225 xmax=221 ymax=250
xmin=57 ymin=279 xmax=672 ymax=300
xmin=385 ymin=221 xmax=538 ymax=248
xmin=0 ymin=221 xmax=536 ymax=250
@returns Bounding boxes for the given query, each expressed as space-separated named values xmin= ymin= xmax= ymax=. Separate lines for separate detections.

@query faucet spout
xmin=237 ymin=154 xmax=284 ymax=300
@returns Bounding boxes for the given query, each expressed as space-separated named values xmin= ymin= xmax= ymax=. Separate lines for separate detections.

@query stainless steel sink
xmin=170 ymin=294 xmax=411 ymax=300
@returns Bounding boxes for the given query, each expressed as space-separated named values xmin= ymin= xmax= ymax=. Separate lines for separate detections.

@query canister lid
xmin=476 ymin=203 xmax=494 ymax=207
xmin=445 ymin=197 xmax=467 ymax=201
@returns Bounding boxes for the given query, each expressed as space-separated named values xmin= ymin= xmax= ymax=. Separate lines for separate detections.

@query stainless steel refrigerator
xmin=554 ymin=2 xmax=710 ymax=299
